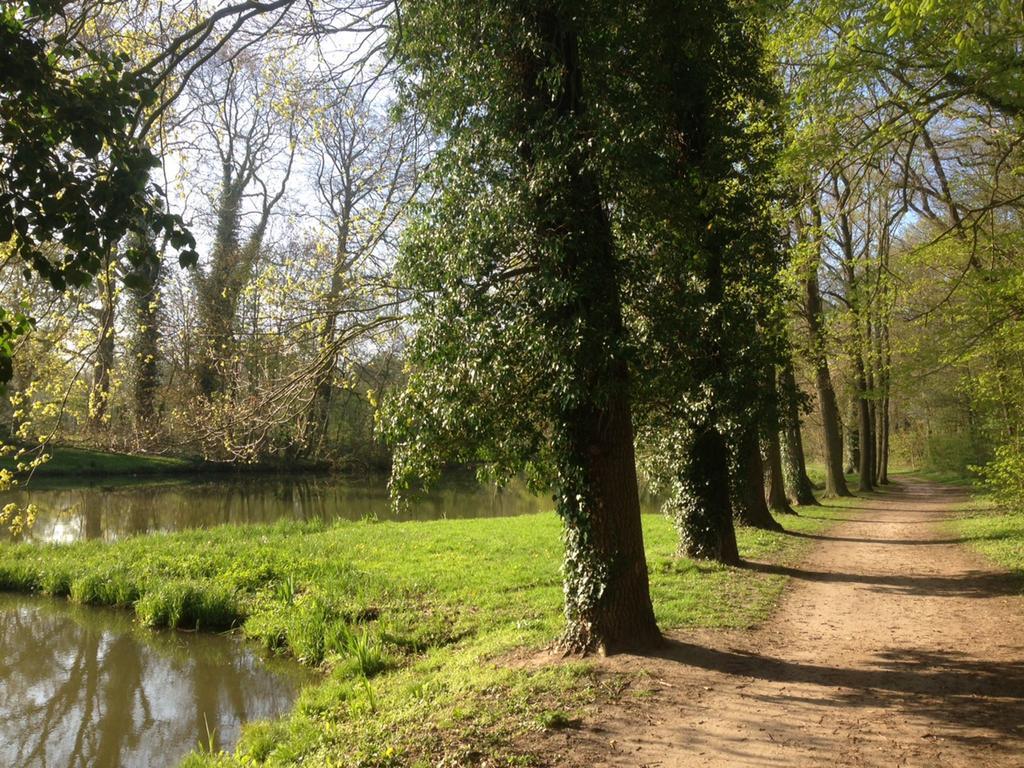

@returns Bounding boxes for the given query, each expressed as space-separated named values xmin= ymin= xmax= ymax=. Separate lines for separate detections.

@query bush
xmin=976 ymin=444 xmax=1024 ymax=510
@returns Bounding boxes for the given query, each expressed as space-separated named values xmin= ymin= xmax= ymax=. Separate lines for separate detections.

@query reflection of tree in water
xmin=11 ymin=475 xmax=550 ymax=544
xmin=0 ymin=596 xmax=306 ymax=768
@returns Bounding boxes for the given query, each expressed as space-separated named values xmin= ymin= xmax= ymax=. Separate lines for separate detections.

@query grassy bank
xmin=4 ymin=445 xmax=200 ymax=479
xmin=949 ymin=496 xmax=1024 ymax=577
xmin=0 ymin=503 xmax=844 ymax=767
xmin=4 ymin=445 xmax=334 ymax=483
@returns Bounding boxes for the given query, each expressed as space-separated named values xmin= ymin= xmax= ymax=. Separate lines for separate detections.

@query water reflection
xmin=0 ymin=594 xmax=307 ymax=768
xmin=3 ymin=475 xmax=549 ymax=543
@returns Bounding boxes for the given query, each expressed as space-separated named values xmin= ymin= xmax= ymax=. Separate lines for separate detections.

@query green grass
xmin=0 ymin=501 xmax=842 ymax=767
xmin=948 ymin=495 xmax=1024 ymax=579
xmin=4 ymin=445 xmax=199 ymax=478
xmin=906 ymin=466 xmax=978 ymax=485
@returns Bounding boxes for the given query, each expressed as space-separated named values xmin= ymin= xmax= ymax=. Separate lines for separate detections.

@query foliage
xmin=0 ymin=1 xmax=197 ymax=381
xmin=949 ymin=495 xmax=1024 ymax=582
xmin=975 ymin=446 xmax=1024 ymax=512
xmin=384 ymin=0 xmax=670 ymax=651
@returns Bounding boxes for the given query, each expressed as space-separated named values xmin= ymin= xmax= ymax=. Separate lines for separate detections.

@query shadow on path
xmin=652 ymin=639 xmax=1024 ymax=741
xmin=740 ymin=560 xmax=1024 ymax=598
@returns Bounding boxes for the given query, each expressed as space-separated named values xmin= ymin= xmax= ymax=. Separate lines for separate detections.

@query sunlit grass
xmin=0 ymin=499 xmax=843 ymax=766
xmin=948 ymin=494 xmax=1024 ymax=578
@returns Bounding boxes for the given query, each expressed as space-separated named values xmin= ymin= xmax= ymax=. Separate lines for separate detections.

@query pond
xmin=3 ymin=474 xmax=549 ymax=544
xmin=0 ymin=593 xmax=308 ymax=768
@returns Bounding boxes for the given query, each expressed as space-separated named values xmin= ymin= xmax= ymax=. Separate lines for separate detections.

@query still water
xmin=0 ymin=593 xmax=308 ymax=768
xmin=4 ymin=474 xmax=548 ymax=543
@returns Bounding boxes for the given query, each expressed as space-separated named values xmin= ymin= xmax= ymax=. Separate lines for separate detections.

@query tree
xmin=764 ymin=366 xmax=797 ymax=514
xmin=0 ymin=1 xmax=197 ymax=383
xmin=187 ymin=48 xmax=297 ymax=398
xmin=630 ymin=0 xmax=787 ymax=561
xmin=303 ymin=89 xmax=420 ymax=454
xmin=385 ymin=0 xmax=660 ymax=653
xmin=778 ymin=357 xmax=820 ymax=505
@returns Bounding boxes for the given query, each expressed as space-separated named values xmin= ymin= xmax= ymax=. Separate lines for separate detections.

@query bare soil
xmin=535 ymin=477 xmax=1024 ymax=767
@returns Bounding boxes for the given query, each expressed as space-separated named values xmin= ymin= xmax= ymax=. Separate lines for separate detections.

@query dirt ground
xmin=535 ymin=477 xmax=1024 ymax=767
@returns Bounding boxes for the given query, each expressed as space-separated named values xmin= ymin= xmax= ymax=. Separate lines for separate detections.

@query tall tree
xmin=386 ymin=0 xmax=660 ymax=653
xmin=189 ymin=49 xmax=296 ymax=398
xmin=778 ymin=357 xmax=820 ymax=505
xmin=797 ymin=209 xmax=852 ymax=497
xmin=631 ymin=0 xmax=786 ymax=561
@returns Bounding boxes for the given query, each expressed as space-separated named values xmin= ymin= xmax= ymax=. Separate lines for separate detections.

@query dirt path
xmin=542 ymin=477 xmax=1024 ymax=767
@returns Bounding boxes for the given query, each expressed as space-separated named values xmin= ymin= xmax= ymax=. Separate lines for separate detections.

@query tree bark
xmin=765 ymin=366 xmax=795 ymax=514
xmin=778 ymin=359 xmax=820 ymax=505
xmin=90 ymin=262 xmax=116 ymax=427
xmin=522 ymin=7 xmax=659 ymax=654
xmin=803 ymin=250 xmax=851 ymax=497
xmin=679 ymin=425 xmax=740 ymax=564
xmin=846 ymin=398 xmax=859 ymax=474
xmin=126 ymin=233 xmax=162 ymax=433
xmin=733 ymin=428 xmax=783 ymax=531
xmin=876 ymin=317 xmax=891 ymax=484
xmin=877 ymin=392 xmax=890 ymax=484
xmin=855 ymin=351 xmax=875 ymax=491
xmin=766 ymin=430 xmax=795 ymax=514
xmin=575 ymin=386 xmax=663 ymax=653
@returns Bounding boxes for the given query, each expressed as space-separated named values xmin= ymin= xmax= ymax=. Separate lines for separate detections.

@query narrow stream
xmin=0 ymin=593 xmax=309 ymax=768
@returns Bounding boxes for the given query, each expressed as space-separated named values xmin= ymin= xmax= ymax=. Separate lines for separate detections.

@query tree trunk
xmin=305 ymin=219 xmax=352 ymax=456
xmin=846 ymin=398 xmax=859 ymax=474
xmin=90 ymin=264 xmax=116 ymax=427
xmin=566 ymin=387 xmax=662 ymax=654
xmin=804 ymin=264 xmax=851 ymax=497
xmin=865 ymin=319 xmax=878 ymax=487
xmin=876 ymin=320 xmax=891 ymax=484
xmin=733 ymin=428 xmax=783 ymax=531
xmin=855 ymin=352 xmax=874 ymax=491
xmin=678 ymin=425 xmax=740 ymax=564
xmin=126 ymin=233 xmax=162 ymax=433
xmin=764 ymin=366 xmax=795 ymax=514
xmin=778 ymin=360 xmax=819 ymax=505
xmin=877 ymin=392 xmax=890 ymax=484
xmin=523 ymin=8 xmax=659 ymax=654
xmin=766 ymin=430 xmax=795 ymax=514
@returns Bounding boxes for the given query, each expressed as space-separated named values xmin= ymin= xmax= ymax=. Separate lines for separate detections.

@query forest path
xmin=543 ymin=476 xmax=1024 ymax=767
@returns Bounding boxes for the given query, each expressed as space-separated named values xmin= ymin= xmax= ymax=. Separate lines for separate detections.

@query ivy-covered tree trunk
xmin=876 ymin=321 xmax=891 ymax=484
xmin=527 ymin=7 xmax=659 ymax=654
xmin=125 ymin=233 xmax=162 ymax=433
xmin=779 ymin=360 xmax=819 ymax=505
xmin=733 ymin=428 xmax=783 ymax=531
xmin=561 ymin=384 xmax=661 ymax=653
xmin=678 ymin=426 xmax=740 ymax=565
xmin=877 ymin=392 xmax=890 ymax=484
xmin=90 ymin=263 xmax=116 ymax=427
xmin=766 ymin=430 xmax=795 ymax=514
xmin=846 ymin=398 xmax=859 ymax=475
xmin=195 ymin=178 xmax=244 ymax=398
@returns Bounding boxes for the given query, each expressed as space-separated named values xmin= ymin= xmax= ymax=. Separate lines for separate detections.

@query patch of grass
xmin=804 ymin=461 xmax=859 ymax=491
xmin=907 ymin=467 xmax=978 ymax=486
xmin=948 ymin=495 xmax=1024 ymax=579
xmin=2 ymin=445 xmax=200 ymax=479
xmin=0 ymin=501 xmax=842 ymax=766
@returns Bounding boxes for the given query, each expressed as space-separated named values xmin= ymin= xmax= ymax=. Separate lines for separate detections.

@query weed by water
xmin=135 ymin=581 xmax=241 ymax=631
